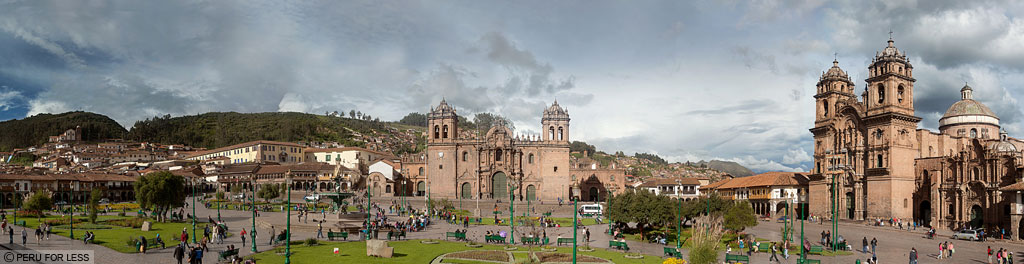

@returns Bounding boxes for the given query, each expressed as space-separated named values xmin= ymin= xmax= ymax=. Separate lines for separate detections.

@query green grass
xmin=512 ymin=251 xmax=529 ymax=262
xmin=17 ymin=214 xmax=211 ymax=253
xmin=441 ymin=259 xmax=497 ymax=264
xmin=249 ymin=240 xmax=661 ymax=264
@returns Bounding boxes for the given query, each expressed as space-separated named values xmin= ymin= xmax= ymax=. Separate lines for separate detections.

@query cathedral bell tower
xmin=542 ymin=100 xmax=570 ymax=144
xmin=428 ymin=98 xmax=459 ymax=143
xmin=862 ymin=35 xmax=921 ymax=219
xmin=814 ymin=59 xmax=857 ymax=123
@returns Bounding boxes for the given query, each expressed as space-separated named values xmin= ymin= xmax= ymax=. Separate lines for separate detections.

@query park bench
xmin=218 ymin=248 xmax=239 ymax=261
xmin=146 ymin=238 xmax=165 ymax=249
xmin=394 ymin=230 xmax=406 ymax=240
xmin=556 ymin=238 xmax=574 ymax=246
xmin=15 ymin=220 xmax=24 ymax=226
xmin=663 ymin=247 xmax=682 ymax=258
xmin=273 ymin=232 xmax=288 ymax=245
xmin=541 ymin=237 xmax=549 ymax=245
xmin=520 ymin=237 xmax=540 ymax=245
xmin=808 ymin=245 xmax=824 ymax=255
xmin=386 ymin=230 xmax=406 ymax=240
xmin=724 ymin=253 xmax=749 ymax=263
xmin=609 ymin=240 xmax=630 ymax=251
xmin=797 ymin=259 xmax=821 ymax=264
xmin=445 ymin=232 xmax=464 ymax=241
xmin=327 ymin=231 xmax=348 ymax=241
xmin=757 ymin=243 xmax=772 ymax=252
xmin=485 ymin=235 xmax=506 ymax=244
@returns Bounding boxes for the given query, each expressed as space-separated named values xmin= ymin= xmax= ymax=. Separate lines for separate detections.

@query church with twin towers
xmin=424 ymin=99 xmax=577 ymax=202
xmin=810 ymin=35 xmax=1024 ymax=237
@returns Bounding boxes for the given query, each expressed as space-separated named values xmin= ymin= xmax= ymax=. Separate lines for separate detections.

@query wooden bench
xmin=757 ymin=243 xmax=771 ymax=252
xmin=485 ymin=235 xmax=506 ymax=244
xmin=808 ymin=245 xmax=824 ymax=255
xmin=218 ymin=248 xmax=239 ymax=261
xmin=725 ymin=253 xmax=750 ymax=263
xmin=609 ymin=240 xmax=630 ymax=251
xmin=797 ymin=259 xmax=821 ymax=264
xmin=327 ymin=231 xmax=347 ymax=241
xmin=146 ymin=238 xmax=165 ymax=249
xmin=556 ymin=238 xmax=574 ymax=246
xmin=663 ymin=247 xmax=682 ymax=258
xmin=520 ymin=237 xmax=540 ymax=245
xmin=273 ymin=232 xmax=288 ymax=245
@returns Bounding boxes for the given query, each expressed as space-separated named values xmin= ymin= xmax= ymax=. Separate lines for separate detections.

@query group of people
xmin=936 ymin=241 xmax=955 ymax=259
xmin=988 ymin=246 xmax=1013 ymax=264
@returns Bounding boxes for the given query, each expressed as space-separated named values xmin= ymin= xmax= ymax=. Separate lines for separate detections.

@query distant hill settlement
xmin=0 ymin=101 xmax=754 ymax=207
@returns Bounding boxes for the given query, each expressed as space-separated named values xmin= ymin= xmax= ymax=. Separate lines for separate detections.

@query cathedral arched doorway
xmin=1019 ymin=217 xmax=1024 ymax=240
xmin=845 ymin=192 xmax=855 ymax=219
xmin=526 ymin=185 xmax=536 ymax=201
xmin=461 ymin=183 xmax=472 ymax=199
xmin=492 ymin=172 xmax=508 ymax=200
xmin=919 ymin=201 xmax=931 ymax=227
xmin=417 ymin=181 xmax=425 ymax=196
xmin=588 ymin=187 xmax=598 ymax=202
xmin=970 ymin=205 xmax=983 ymax=229
xmin=373 ymin=183 xmax=381 ymax=197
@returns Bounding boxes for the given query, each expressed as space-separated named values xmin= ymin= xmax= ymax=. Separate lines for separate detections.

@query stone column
xmin=854 ymin=180 xmax=865 ymax=220
xmin=1013 ymin=191 xmax=1022 ymax=241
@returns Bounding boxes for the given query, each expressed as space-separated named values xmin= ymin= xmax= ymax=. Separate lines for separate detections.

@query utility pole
xmin=192 ymin=178 xmax=197 ymax=243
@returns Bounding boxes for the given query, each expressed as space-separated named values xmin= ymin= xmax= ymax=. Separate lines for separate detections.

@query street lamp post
xmin=285 ymin=171 xmax=292 ymax=264
xmin=367 ymin=183 xmax=372 ymax=240
xmin=508 ymin=182 xmax=515 ymax=244
xmin=675 ymin=179 xmax=682 ymax=248
xmin=572 ymin=192 xmax=578 ymax=264
xmin=250 ymin=179 xmax=257 ymax=253
xmin=191 ymin=178 xmax=197 ymax=244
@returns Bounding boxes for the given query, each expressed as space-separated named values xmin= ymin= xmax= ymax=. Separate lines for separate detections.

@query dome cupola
xmin=939 ymin=84 xmax=1000 ymax=137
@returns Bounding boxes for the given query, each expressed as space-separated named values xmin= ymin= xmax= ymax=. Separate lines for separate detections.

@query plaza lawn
xmin=248 ymin=239 xmax=661 ymax=264
xmin=16 ymin=214 xmax=211 ymax=253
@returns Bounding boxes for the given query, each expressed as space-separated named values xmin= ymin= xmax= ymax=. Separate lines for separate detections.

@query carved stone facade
xmin=425 ymin=99 xmax=573 ymax=201
xmin=809 ymin=37 xmax=1024 ymax=239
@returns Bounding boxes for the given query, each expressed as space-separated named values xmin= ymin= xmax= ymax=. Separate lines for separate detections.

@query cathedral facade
xmin=425 ymin=100 xmax=574 ymax=201
xmin=809 ymin=37 xmax=1024 ymax=237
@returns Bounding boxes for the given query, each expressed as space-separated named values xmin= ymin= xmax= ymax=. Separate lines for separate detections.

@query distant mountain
xmin=0 ymin=112 xmax=128 ymax=151
xmin=696 ymin=160 xmax=754 ymax=177
xmin=127 ymin=112 xmax=397 ymax=150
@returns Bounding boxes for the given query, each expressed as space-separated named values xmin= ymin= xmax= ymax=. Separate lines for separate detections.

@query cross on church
xmin=889 ymin=29 xmax=893 ymax=39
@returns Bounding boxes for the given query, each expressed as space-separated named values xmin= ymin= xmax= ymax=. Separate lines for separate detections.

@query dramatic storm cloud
xmin=1 ymin=0 xmax=1023 ymax=172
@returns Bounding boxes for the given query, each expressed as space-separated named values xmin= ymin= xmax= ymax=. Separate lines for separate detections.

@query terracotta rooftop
xmin=638 ymin=178 xmax=703 ymax=188
xmin=1000 ymin=181 xmax=1024 ymax=192
xmin=707 ymin=172 xmax=808 ymax=190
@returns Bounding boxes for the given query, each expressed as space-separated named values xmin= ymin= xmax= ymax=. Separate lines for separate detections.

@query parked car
xmin=304 ymin=194 xmax=320 ymax=202
xmin=232 ymin=193 xmax=245 ymax=200
xmin=951 ymin=229 xmax=981 ymax=241
xmin=98 ymin=198 xmax=110 ymax=204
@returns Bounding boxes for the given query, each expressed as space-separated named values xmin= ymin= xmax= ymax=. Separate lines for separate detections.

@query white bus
xmin=580 ymin=204 xmax=603 ymax=216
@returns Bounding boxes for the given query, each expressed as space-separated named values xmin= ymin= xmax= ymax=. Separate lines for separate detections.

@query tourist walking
xmin=870 ymin=237 xmax=877 ymax=254
xmin=269 ymin=226 xmax=275 ymax=245
xmin=910 ymin=247 xmax=918 ymax=264
xmin=240 ymin=228 xmax=247 ymax=246
xmin=769 ymin=242 xmax=779 ymax=262
xmin=937 ymin=243 xmax=943 ymax=259
xmin=173 ymin=244 xmax=184 ymax=264
xmin=988 ymin=246 xmax=993 ymax=264
xmin=948 ymin=241 xmax=954 ymax=258
xmin=863 ymin=237 xmax=869 ymax=253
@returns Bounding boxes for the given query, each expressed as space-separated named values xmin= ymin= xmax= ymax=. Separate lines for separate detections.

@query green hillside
xmin=0 ymin=112 xmax=128 ymax=151
xmin=127 ymin=112 xmax=390 ymax=149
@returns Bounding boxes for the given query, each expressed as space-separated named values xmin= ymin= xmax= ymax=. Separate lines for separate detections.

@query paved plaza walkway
xmin=0 ymin=194 xmax=1020 ymax=264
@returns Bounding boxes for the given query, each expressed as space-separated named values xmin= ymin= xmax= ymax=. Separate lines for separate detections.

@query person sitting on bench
xmin=154 ymin=234 xmax=166 ymax=248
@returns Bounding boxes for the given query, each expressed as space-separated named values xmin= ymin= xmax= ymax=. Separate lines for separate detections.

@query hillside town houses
xmin=0 ymin=124 xmax=781 ymax=212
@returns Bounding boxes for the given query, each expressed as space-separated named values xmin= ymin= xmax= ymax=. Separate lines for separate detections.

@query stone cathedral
xmin=425 ymin=99 xmax=573 ymax=202
xmin=809 ymin=36 xmax=1024 ymax=238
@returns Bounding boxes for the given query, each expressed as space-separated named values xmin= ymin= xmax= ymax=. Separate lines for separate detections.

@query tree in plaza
xmin=134 ymin=171 xmax=187 ymax=222
xmin=215 ymin=191 xmax=225 ymax=200
xmin=230 ymin=185 xmax=242 ymax=195
xmin=723 ymin=200 xmax=757 ymax=232
xmin=23 ymin=190 xmax=53 ymax=222
xmin=257 ymin=183 xmax=280 ymax=203
xmin=88 ymin=189 xmax=101 ymax=224
xmin=607 ymin=190 xmax=674 ymax=237
xmin=678 ymin=193 xmax=732 ymax=226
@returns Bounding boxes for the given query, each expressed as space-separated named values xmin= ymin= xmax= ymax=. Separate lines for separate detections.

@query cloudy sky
xmin=1 ymin=0 xmax=1023 ymax=172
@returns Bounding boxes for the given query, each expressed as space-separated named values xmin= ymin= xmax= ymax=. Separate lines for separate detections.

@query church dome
xmin=939 ymin=84 xmax=999 ymax=129
xmin=989 ymin=130 xmax=1017 ymax=153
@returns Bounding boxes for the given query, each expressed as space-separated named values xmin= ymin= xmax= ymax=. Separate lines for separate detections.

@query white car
xmin=232 ymin=193 xmax=245 ymax=200
xmin=580 ymin=204 xmax=603 ymax=216
xmin=304 ymin=194 xmax=320 ymax=201
xmin=951 ymin=229 xmax=980 ymax=241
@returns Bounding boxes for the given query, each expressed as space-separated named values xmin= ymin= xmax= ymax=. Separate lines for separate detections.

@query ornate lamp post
xmin=508 ymin=181 xmax=516 ymax=244
xmin=675 ymin=179 xmax=683 ymax=248
xmin=285 ymin=171 xmax=293 ymax=264
xmin=250 ymin=178 xmax=257 ymax=253
xmin=191 ymin=177 xmax=197 ymax=243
